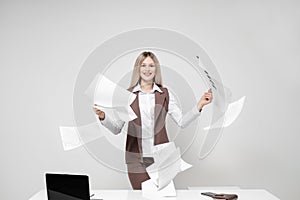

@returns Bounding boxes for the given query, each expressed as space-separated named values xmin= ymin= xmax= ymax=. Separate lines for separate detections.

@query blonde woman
xmin=94 ymin=51 xmax=212 ymax=189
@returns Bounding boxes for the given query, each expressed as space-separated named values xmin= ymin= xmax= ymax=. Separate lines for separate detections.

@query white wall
xmin=1 ymin=0 xmax=299 ymax=199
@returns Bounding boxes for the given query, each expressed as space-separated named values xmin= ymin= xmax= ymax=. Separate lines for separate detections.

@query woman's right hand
xmin=93 ymin=104 xmax=105 ymax=121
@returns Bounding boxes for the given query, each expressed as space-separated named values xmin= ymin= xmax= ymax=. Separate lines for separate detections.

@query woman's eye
xmin=141 ymin=64 xmax=155 ymax=68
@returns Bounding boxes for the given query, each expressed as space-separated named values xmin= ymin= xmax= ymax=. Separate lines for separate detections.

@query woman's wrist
xmin=198 ymin=103 xmax=204 ymax=112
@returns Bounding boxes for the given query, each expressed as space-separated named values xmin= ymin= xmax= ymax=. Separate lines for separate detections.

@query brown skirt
xmin=127 ymin=157 xmax=154 ymax=190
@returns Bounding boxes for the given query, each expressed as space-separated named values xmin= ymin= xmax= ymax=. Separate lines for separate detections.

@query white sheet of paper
xmin=180 ymin=158 xmax=193 ymax=171
xmin=59 ymin=122 xmax=104 ymax=151
xmin=151 ymin=142 xmax=176 ymax=164
xmin=197 ymin=59 xmax=232 ymax=113
xmin=94 ymin=105 xmax=137 ymax=122
xmin=142 ymin=180 xmax=176 ymax=198
xmin=146 ymin=142 xmax=176 ymax=186
xmin=157 ymin=148 xmax=181 ymax=189
xmin=91 ymin=74 xmax=136 ymax=108
xmin=204 ymin=96 xmax=246 ymax=130
xmin=86 ymin=73 xmax=137 ymax=121
xmin=146 ymin=162 xmax=159 ymax=185
xmin=146 ymin=142 xmax=193 ymax=191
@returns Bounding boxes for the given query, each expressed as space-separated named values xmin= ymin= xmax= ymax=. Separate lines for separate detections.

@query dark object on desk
xmin=45 ymin=173 xmax=92 ymax=200
xmin=201 ymin=192 xmax=238 ymax=200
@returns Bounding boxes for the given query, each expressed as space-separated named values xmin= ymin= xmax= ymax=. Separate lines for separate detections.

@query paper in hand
xmin=197 ymin=57 xmax=232 ymax=113
xmin=86 ymin=73 xmax=136 ymax=107
xmin=86 ymin=73 xmax=137 ymax=121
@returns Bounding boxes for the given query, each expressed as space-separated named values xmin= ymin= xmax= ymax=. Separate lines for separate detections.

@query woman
xmin=94 ymin=51 xmax=212 ymax=189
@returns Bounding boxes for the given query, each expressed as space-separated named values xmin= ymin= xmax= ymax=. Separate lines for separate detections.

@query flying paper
xmin=204 ymin=96 xmax=246 ymax=130
xmin=143 ymin=142 xmax=192 ymax=197
xmin=59 ymin=122 xmax=104 ymax=151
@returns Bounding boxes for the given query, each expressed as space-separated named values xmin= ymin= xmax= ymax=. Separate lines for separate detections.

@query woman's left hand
xmin=197 ymin=88 xmax=213 ymax=111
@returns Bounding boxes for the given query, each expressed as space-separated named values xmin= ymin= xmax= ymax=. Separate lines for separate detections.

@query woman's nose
xmin=144 ymin=65 xmax=151 ymax=70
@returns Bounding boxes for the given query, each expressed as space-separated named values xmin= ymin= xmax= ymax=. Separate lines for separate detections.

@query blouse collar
xmin=132 ymin=83 xmax=163 ymax=94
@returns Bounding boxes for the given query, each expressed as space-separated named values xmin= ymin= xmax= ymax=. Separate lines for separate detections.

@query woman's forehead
xmin=142 ymin=56 xmax=154 ymax=63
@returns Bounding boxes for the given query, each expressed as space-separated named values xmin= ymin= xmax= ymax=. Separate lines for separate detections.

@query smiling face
xmin=129 ymin=51 xmax=163 ymax=89
xmin=139 ymin=56 xmax=156 ymax=84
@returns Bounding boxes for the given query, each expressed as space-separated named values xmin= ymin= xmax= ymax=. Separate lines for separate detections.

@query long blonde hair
xmin=129 ymin=51 xmax=163 ymax=89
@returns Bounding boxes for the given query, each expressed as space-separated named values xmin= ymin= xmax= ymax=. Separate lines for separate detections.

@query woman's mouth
xmin=143 ymin=73 xmax=152 ymax=76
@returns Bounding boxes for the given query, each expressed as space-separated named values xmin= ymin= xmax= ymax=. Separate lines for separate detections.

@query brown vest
xmin=125 ymin=86 xmax=170 ymax=163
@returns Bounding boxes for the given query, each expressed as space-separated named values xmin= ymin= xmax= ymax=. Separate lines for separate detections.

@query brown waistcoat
xmin=125 ymin=86 xmax=170 ymax=163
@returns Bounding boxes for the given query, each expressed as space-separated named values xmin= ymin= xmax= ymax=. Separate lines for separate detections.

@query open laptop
xmin=45 ymin=173 xmax=100 ymax=200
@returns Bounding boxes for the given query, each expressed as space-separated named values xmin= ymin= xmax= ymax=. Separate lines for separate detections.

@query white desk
xmin=29 ymin=189 xmax=280 ymax=200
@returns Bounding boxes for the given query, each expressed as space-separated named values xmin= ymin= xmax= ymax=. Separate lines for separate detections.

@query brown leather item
xmin=214 ymin=194 xmax=238 ymax=200
xmin=201 ymin=192 xmax=238 ymax=200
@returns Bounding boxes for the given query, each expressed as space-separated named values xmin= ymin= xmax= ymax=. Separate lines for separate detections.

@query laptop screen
xmin=45 ymin=173 xmax=90 ymax=200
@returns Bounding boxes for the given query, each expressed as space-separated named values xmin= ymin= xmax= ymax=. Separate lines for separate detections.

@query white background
xmin=1 ymin=1 xmax=299 ymax=199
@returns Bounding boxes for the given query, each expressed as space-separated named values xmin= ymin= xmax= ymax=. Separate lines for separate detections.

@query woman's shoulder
xmin=156 ymin=83 xmax=166 ymax=89
xmin=155 ymin=84 xmax=168 ymax=93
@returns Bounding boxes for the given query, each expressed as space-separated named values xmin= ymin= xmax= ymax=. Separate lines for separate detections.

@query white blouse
xmin=100 ymin=83 xmax=201 ymax=156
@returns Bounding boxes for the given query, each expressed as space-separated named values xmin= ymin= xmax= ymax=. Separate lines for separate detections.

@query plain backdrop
xmin=1 ymin=0 xmax=299 ymax=199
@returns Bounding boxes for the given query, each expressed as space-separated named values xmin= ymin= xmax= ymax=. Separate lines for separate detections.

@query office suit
xmin=100 ymin=84 xmax=201 ymax=189
xmin=126 ymin=85 xmax=170 ymax=189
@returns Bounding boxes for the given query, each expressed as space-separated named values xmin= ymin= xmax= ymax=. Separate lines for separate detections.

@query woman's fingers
xmin=93 ymin=106 xmax=105 ymax=120
xmin=203 ymin=90 xmax=213 ymax=102
xmin=204 ymin=93 xmax=212 ymax=98
xmin=93 ymin=107 xmax=105 ymax=120
xmin=93 ymin=106 xmax=103 ymax=115
xmin=96 ymin=110 xmax=103 ymax=115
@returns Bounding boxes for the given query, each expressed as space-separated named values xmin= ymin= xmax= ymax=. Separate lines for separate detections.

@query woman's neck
xmin=140 ymin=81 xmax=154 ymax=92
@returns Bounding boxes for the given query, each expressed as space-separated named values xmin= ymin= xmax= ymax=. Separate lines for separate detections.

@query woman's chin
xmin=141 ymin=77 xmax=154 ymax=82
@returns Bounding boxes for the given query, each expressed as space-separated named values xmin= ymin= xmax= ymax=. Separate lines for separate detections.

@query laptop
xmin=45 ymin=173 xmax=98 ymax=200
